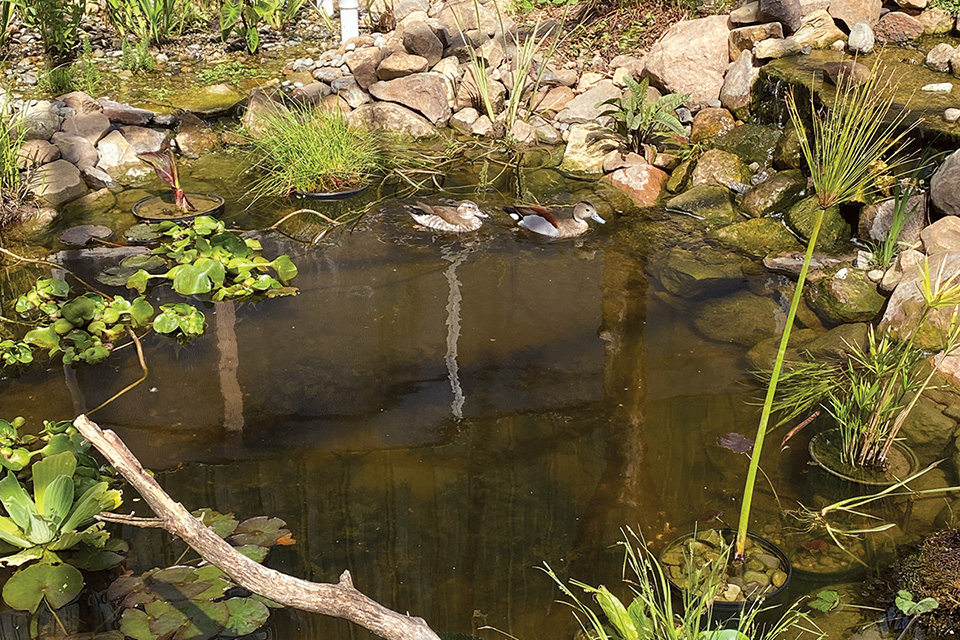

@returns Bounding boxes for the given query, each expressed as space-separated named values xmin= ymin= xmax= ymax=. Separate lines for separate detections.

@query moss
xmin=896 ymin=529 xmax=960 ymax=635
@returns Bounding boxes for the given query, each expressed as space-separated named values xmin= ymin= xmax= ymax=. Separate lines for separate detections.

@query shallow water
xmin=0 ymin=153 xmax=942 ymax=639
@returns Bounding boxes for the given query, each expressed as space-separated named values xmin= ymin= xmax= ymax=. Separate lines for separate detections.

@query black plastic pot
xmin=659 ymin=528 xmax=793 ymax=623
xmin=132 ymin=193 xmax=225 ymax=223
xmin=295 ymin=184 xmax=368 ymax=201
xmin=808 ymin=429 xmax=919 ymax=487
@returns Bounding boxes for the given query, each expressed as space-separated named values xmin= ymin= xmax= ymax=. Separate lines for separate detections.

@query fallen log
xmin=74 ymin=414 xmax=441 ymax=640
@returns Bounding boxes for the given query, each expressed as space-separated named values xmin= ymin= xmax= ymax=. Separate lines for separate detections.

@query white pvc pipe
xmin=320 ymin=0 xmax=334 ymax=17
xmin=340 ymin=0 xmax=359 ymax=43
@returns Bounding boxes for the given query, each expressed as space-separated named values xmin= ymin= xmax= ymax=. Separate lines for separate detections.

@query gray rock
xmin=859 ymin=192 xmax=927 ymax=246
xmin=97 ymin=130 xmax=149 ymax=179
xmin=921 ymin=215 xmax=960 ymax=254
xmin=333 ymin=77 xmax=372 ymax=108
xmin=58 ymin=91 xmax=102 ymax=115
xmin=377 ymin=52 xmax=429 ymax=80
xmin=402 ymin=21 xmax=443 ymax=67
xmin=449 ymin=107 xmax=479 ymax=133
xmin=20 ymin=101 xmax=61 ymax=141
xmin=874 ymin=11 xmax=924 ymax=42
xmin=931 ymin=149 xmax=960 ymax=216
xmin=760 ymin=0 xmax=802 ymax=33
xmin=555 ymin=81 xmax=621 ymax=124
xmin=17 ymin=139 xmax=60 ymax=169
xmin=174 ymin=113 xmax=219 ymax=159
xmin=643 ymin=15 xmax=731 ymax=108
xmin=730 ymin=1 xmax=761 ymax=23
xmin=369 ymin=72 xmax=451 ymax=125
xmin=290 ymin=81 xmax=332 ymax=105
xmin=763 ymin=250 xmax=856 ymax=275
xmin=60 ymin=112 xmax=112 ymax=145
xmin=119 ymin=125 xmax=167 ymax=154
xmin=79 ymin=165 xmax=120 ymax=191
xmin=242 ymin=91 xmax=285 ymax=140
xmin=96 ymin=98 xmax=154 ymax=125
xmin=926 ymin=42 xmax=955 ymax=72
xmin=51 ymin=132 xmax=99 ymax=167
xmin=880 ymin=251 xmax=960 ymax=348
xmin=27 ymin=159 xmax=88 ymax=206
xmin=313 ymin=66 xmax=344 ymax=83
xmin=347 ymin=102 xmax=437 ymax=138
xmin=720 ymin=51 xmax=759 ymax=121
xmin=847 ymin=22 xmax=875 ymax=53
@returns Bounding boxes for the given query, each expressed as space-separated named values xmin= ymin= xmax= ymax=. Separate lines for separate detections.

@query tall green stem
xmin=735 ymin=210 xmax=824 ymax=559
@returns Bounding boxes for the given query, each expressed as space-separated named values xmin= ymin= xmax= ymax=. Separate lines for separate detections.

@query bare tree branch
xmin=74 ymin=414 xmax=442 ymax=640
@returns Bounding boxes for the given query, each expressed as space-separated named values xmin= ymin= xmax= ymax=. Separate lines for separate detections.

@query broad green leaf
xmin=223 ymin=597 xmax=270 ymax=636
xmin=120 ymin=608 xmax=155 ymax=640
xmin=234 ymin=544 xmax=268 ymax=562
xmin=2 ymin=563 xmax=84 ymax=613
xmin=230 ymin=516 xmax=289 ymax=547
xmin=271 ymin=255 xmax=298 ymax=284
xmin=0 ymin=546 xmax=43 ymax=567
xmin=24 ymin=326 xmax=60 ymax=350
xmin=219 ymin=0 xmax=241 ymax=41
xmin=31 ymin=451 xmax=77 ymax=520
xmin=591 ymin=586 xmax=637 ymax=640
xmin=210 ymin=231 xmax=249 ymax=257
xmin=97 ymin=267 xmax=140 ymax=288
xmin=245 ymin=26 xmax=259 ymax=54
xmin=124 ymin=223 xmax=161 ymax=244
xmin=0 ymin=472 xmax=38 ymax=532
xmin=0 ymin=516 xmax=31 ymax=548
xmin=40 ymin=475 xmax=74 ymax=528
xmin=61 ymin=296 xmax=99 ymax=326
xmin=130 ymin=298 xmax=155 ymax=326
xmin=61 ymin=482 xmax=121 ymax=533
xmin=153 ymin=310 xmax=180 ymax=334
xmin=193 ymin=509 xmax=239 ymax=538
xmin=126 ymin=269 xmax=151 ymax=294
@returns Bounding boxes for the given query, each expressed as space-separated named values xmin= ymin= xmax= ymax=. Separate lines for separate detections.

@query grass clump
xmin=0 ymin=96 xmax=26 ymax=225
xmin=247 ymin=106 xmax=385 ymax=197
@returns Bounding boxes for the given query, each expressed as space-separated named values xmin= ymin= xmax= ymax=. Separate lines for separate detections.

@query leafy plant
xmin=195 ymin=60 xmax=265 ymax=85
xmin=103 ymin=0 xmax=178 ymax=45
xmin=125 ymin=216 xmax=299 ymax=300
xmin=138 ymin=147 xmax=194 ymax=212
xmin=220 ymin=0 xmax=305 ymax=53
xmin=11 ymin=0 xmax=85 ymax=66
xmin=0 ymin=0 xmax=14 ymax=49
xmin=246 ymin=106 xmax=384 ymax=197
xmin=597 ymin=76 xmax=687 ymax=154
xmin=119 ymin=38 xmax=156 ymax=72
xmin=871 ymin=178 xmax=921 ymax=269
xmin=808 ymin=590 xmax=841 ymax=612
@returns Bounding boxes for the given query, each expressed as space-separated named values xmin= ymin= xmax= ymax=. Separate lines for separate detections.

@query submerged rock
xmin=805 ymin=266 xmax=886 ymax=324
xmin=801 ymin=321 xmax=869 ymax=358
xmin=654 ymin=246 xmax=746 ymax=298
xmin=170 ymin=83 xmax=244 ymax=116
xmin=694 ymin=290 xmax=784 ymax=346
xmin=665 ymin=184 xmax=738 ymax=225
xmin=714 ymin=218 xmax=803 ymax=258
xmin=745 ymin=327 xmax=819 ymax=370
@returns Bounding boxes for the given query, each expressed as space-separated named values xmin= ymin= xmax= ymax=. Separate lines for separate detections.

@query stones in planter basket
xmin=347 ymin=102 xmax=437 ymax=138
xmin=403 ymin=22 xmax=443 ymax=67
xmin=785 ymin=196 xmax=849 ymax=248
xmin=61 ymin=112 xmax=111 ymax=145
xmin=20 ymin=101 xmax=61 ymax=141
xmin=666 ymin=185 xmax=739 ymax=225
xmin=859 ymin=193 xmax=927 ymax=246
xmin=175 ymin=113 xmax=220 ymax=159
xmin=805 ymin=266 xmax=886 ymax=324
xmin=27 ymin=159 xmax=87 ymax=207
xmin=605 ymin=165 xmax=668 ymax=207
xmin=52 ymin=133 xmax=99 ymax=168
xmin=694 ymin=290 xmax=783 ymax=346
xmin=829 ymin=0 xmax=881 ymax=30
xmin=741 ymin=169 xmax=806 ymax=217
xmin=690 ymin=149 xmax=749 ymax=189
xmin=721 ymin=51 xmax=759 ymax=120
xmin=931 ymin=149 xmax=960 ymax=217
xmin=97 ymin=98 xmax=154 ymax=125
xmin=643 ymin=15 xmax=731 ymax=108
xmin=554 ymin=81 xmax=621 ymax=125
xmin=874 ymin=11 xmax=924 ymax=42
xmin=17 ymin=139 xmax=60 ymax=169
xmin=369 ymin=73 xmax=452 ymax=125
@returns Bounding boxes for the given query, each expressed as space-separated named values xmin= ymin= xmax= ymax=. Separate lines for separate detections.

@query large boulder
xmin=27 ymin=159 xmax=87 ymax=207
xmin=805 ymin=266 xmax=886 ymax=324
xmin=665 ymin=185 xmax=738 ymax=225
xmin=561 ymin=123 xmax=619 ymax=174
xmin=694 ymin=290 xmax=784 ymax=346
xmin=741 ymin=169 xmax=806 ymax=217
xmin=829 ymin=0 xmax=881 ymax=29
xmin=690 ymin=149 xmax=749 ymax=188
xmin=720 ymin=50 xmax=760 ymax=120
xmin=20 ymin=101 xmax=60 ymax=141
xmin=377 ymin=52 xmax=429 ymax=80
xmin=874 ymin=11 xmax=924 ymax=41
xmin=119 ymin=125 xmax=167 ymax=154
xmin=97 ymin=98 xmax=153 ymax=125
xmin=921 ymin=216 xmax=960 ymax=254
xmin=347 ymin=102 xmax=437 ymax=138
xmin=58 ymin=91 xmax=102 ymax=115
xmin=17 ymin=139 xmax=59 ymax=169
xmin=60 ymin=112 xmax=111 ymax=145
xmin=786 ymin=196 xmax=849 ymax=248
xmin=792 ymin=9 xmax=847 ymax=48
xmin=344 ymin=46 xmax=383 ymax=89
xmin=96 ymin=130 xmax=149 ymax=180
xmin=51 ymin=132 xmax=98 ymax=168
xmin=759 ymin=0 xmax=802 ymax=33
xmin=403 ymin=22 xmax=443 ymax=67
xmin=931 ymin=149 xmax=960 ymax=217
xmin=643 ymin=15 xmax=731 ymax=108
xmin=605 ymin=164 xmax=668 ymax=206
xmin=368 ymin=72 xmax=451 ymax=125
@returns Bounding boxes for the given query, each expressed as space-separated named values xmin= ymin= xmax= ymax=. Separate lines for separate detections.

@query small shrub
xmin=119 ymin=38 xmax=156 ymax=72
xmin=597 ymin=76 xmax=687 ymax=153
xmin=12 ymin=0 xmax=85 ymax=65
xmin=103 ymin=0 xmax=178 ymax=45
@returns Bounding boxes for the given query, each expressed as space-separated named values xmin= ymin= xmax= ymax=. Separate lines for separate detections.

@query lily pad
xmin=2 ymin=562 xmax=84 ymax=612
xmin=120 ymin=254 xmax=168 ymax=272
xmin=97 ymin=266 xmax=140 ymax=287
xmin=222 ymin=597 xmax=270 ymax=636
xmin=229 ymin=516 xmax=290 ymax=547
xmin=192 ymin=508 xmax=239 ymax=538
xmin=60 ymin=225 xmax=113 ymax=247
xmin=124 ymin=223 xmax=161 ymax=244
xmin=144 ymin=598 xmax=229 ymax=640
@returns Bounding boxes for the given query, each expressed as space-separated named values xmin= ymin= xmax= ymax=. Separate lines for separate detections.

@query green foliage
xmin=103 ymin=0 xmax=178 ymax=45
xmin=11 ymin=0 xmax=85 ymax=65
xmin=220 ymin=0 xmax=305 ymax=53
xmin=0 ymin=0 xmax=15 ymax=50
xmin=195 ymin=60 xmax=266 ymax=85
xmin=72 ymin=39 xmax=114 ymax=96
xmin=0 ymin=94 xmax=26 ymax=218
xmin=808 ymin=590 xmax=841 ymax=612
xmin=38 ymin=64 xmax=75 ymax=94
xmin=930 ymin=0 xmax=960 ymax=14
xmin=247 ymin=106 xmax=384 ymax=196
xmin=152 ymin=303 xmax=205 ymax=336
xmin=597 ymin=76 xmax=687 ymax=153
xmin=896 ymin=590 xmax=939 ymax=617
xmin=110 ymin=510 xmax=291 ymax=640
xmin=119 ymin=38 xmax=156 ymax=72
xmin=125 ymin=216 xmax=299 ymax=300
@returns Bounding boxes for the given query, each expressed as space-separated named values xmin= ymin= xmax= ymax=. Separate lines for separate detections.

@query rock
xmin=97 ymin=99 xmax=153 ymax=125
xmin=605 ymin=164 xmax=669 ymax=206
xmin=321 ymin=94 xmax=352 ymax=114
xmin=449 ymin=107 xmax=479 ymax=133
xmin=480 ymin=37 xmax=505 ymax=70
xmin=332 ymin=77 xmax=372 ymax=109
xmin=79 ymin=165 xmax=119 ymax=191
xmin=923 ymin=82 xmax=954 ymax=93
xmin=874 ymin=12 xmax=924 ymax=42
xmin=786 ymin=196 xmax=849 ymax=248
xmin=60 ymin=112 xmax=111 ymax=145
xmin=847 ymin=22 xmax=875 ymax=53
xmin=746 ymin=327 xmax=820 ymax=371
xmin=690 ymin=108 xmax=735 ymax=143
xmin=931 ymin=150 xmax=960 ymax=217
xmin=376 ymin=52 xmax=429 ymax=80
xmin=666 ymin=185 xmax=738 ymax=224
xmin=921 ymin=215 xmax=960 ymax=254
xmin=829 ymin=0 xmax=881 ymax=30
xmin=61 ymin=190 xmax=116 ymax=218
xmin=290 ymin=82 xmax=332 ymax=106
xmin=774 ymin=123 xmax=803 ymax=169
xmin=313 ymin=67 xmax=343 ymax=84
xmin=170 ymin=83 xmax=244 ymax=116
xmin=880 ymin=248 xmax=923 ymax=292
xmin=555 ymin=81 xmax=622 ymax=124
xmin=344 ymin=46 xmax=383 ymax=89
xmin=393 ymin=0 xmax=429 ymax=20
xmin=694 ymin=290 xmax=783 ymax=346
xmin=27 ymin=159 xmax=87 ymax=206
xmin=403 ymin=22 xmax=443 ymax=67
xmin=805 ymin=266 xmax=886 ymax=324
xmin=690 ymin=149 xmax=749 ymax=188
xmin=58 ymin=223 xmax=113 ymax=245
xmin=742 ymin=169 xmax=806 ymax=217
xmin=20 ymin=101 xmax=60 ymax=141
xmin=455 ymin=68 xmax=505 ymax=114
xmin=754 ymin=37 xmax=804 ymax=60
xmin=17 ymin=139 xmax=60 ymax=169
xmin=347 ymin=102 xmax=437 ymax=138
xmin=729 ymin=23 xmax=784 ymax=60
xmin=763 ymin=250 xmax=857 ymax=276
xmin=823 ymin=61 xmax=871 ymax=87
xmin=369 ymin=72 xmax=451 ymax=125
xmin=918 ymin=8 xmax=954 ymax=34
xmin=926 ymin=43 xmax=955 ymax=72
xmin=58 ymin=91 xmax=102 ymax=115
xmin=902 ymin=397 xmax=957 ymax=456
xmin=720 ymin=51 xmax=759 ymax=120
xmin=731 ymin=1 xmax=762 ymax=23
xmin=793 ymin=10 xmax=847 ymax=48
xmin=896 ymin=0 xmax=928 ymax=10
xmin=531 ymin=85 xmax=575 ymax=115
xmin=173 ymin=113 xmax=219 ymax=159
xmin=510 ymin=119 xmax=537 ymax=146
xmin=242 ymin=91 xmax=285 ymax=140
xmin=654 ymin=246 xmax=745 ymax=298
xmin=560 ymin=123 xmax=619 ymax=174
xmin=859 ymin=193 xmax=927 ymax=246
xmin=946 ymin=108 xmax=960 ymax=122
xmin=119 ymin=125 xmax=167 ymax=154
xmin=51 ymin=132 xmax=98 ymax=168
xmin=715 ymin=218 xmax=803 ymax=257
xmin=880 ymin=252 xmax=960 ymax=348
xmin=643 ymin=15 xmax=731 ymax=108
xmin=760 ymin=0 xmax=802 ymax=33
xmin=469 ymin=114 xmax=495 ymax=137
xmin=602 ymin=150 xmax=646 ymax=172
xmin=437 ymin=0 xmax=497 ymax=38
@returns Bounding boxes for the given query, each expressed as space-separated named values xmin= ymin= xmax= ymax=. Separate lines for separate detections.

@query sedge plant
xmin=735 ymin=62 xmax=918 ymax=559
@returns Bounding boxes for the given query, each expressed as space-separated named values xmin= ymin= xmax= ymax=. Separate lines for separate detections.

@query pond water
xmin=0 ymin=150 xmax=939 ymax=639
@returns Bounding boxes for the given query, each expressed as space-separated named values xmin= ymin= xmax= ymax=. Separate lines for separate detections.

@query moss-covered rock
xmin=713 ymin=218 xmax=803 ymax=258
xmin=653 ymin=246 xmax=746 ymax=298
xmin=745 ymin=327 xmax=820 ymax=370
xmin=666 ymin=158 xmax=693 ymax=193
xmin=170 ymin=83 xmax=245 ymax=116
xmin=785 ymin=196 xmax=850 ymax=249
xmin=801 ymin=322 xmax=870 ymax=359
xmin=691 ymin=149 xmax=750 ymax=188
xmin=693 ymin=290 xmax=783 ymax=346
xmin=804 ymin=267 xmax=886 ymax=324
xmin=773 ymin=122 xmax=803 ymax=170
xmin=665 ymin=185 xmax=739 ymax=225
xmin=711 ymin=123 xmax=782 ymax=168
xmin=741 ymin=170 xmax=807 ymax=218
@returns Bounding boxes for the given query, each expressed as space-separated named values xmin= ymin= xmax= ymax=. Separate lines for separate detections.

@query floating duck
xmin=406 ymin=200 xmax=488 ymax=232
xmin=504 ymin=201 xmax=605 ymax=238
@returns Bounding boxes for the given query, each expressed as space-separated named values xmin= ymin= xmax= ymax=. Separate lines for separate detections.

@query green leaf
xmin=245 ymin=26 xmax=259 ymax=54
xmin=124 ymin=223 xmax=161 ymax=244
xmin=24 ymin=326 xmax=60 ymax=350
xmin=129 ymin=298 xmax=155 ymax=326
xmin=120 ymin=608 xmax=154 ymax=640
xmin=32 ymin=451 xmax=77 ymax=518
xmin=0 ymin=547 xmax=43 ymax=567
xmin=591 ymin=586 xmax=637 ymax=640
xmin=2 ymin=563 xmax=84 ymax=613
xmin=223 ymin=597 xmax=270 ymax=636
xmin=0 ymin=472 xmax=38 ymax=532
xmin=0 ymin=516 xmax=31 ymax=548
xmin=172 ymin=258 xmax=226 ymax=296
xmin=153 ymin=310 xmax=180 ymax=334
xmin=809 ymin=589 xmax=840 ymax=612
xmin=61 ymin=296 xmax=99 ymax=326
xmin=61 ymin=482 xmax=121 ymax=533
xmin=126 ymin=269 xmax=151 ymax=294
xmin=271 ymin=255 xmax=298 ymax=284
xmin=40 ymin=476 xmax=75 ymax=528
xmin=230 ymin=516 xmax=289 ymax=547
xmin=220 ymin=0 xmax=241 ymax=41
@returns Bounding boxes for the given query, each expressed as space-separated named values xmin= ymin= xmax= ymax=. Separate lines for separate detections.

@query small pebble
xmin=867 ymin=269 xmax=884 ymax=282
xmin=945 ymin=108 xmax=960 ymax=123
xmin=922 ymin=83 xmax=952 ymax=92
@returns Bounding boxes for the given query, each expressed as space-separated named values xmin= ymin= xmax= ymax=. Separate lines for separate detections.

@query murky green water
xmin=0 ymin=152 xmax=942 ymax=639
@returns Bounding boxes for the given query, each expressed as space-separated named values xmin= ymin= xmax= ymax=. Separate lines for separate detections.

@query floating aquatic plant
xmin=137 ymin=147 xmax=195 ymax=213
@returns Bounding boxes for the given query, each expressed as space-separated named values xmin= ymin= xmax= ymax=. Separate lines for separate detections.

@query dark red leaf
xmin=718 ymin=432 xmax=754 ymax=454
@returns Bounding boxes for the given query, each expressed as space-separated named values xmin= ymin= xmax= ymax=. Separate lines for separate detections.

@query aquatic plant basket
xmin=659 ymin=528 xmax=793 ymax=622
xmin=132 ymin=193 xmax=225 ymax=223
xmin=808 ymin=429 xmax=919 ymax=487
xmin=295 ymin=184 xmax=369 ymax=201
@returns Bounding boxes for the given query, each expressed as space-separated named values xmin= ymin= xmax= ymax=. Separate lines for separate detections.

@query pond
xmin=0 ymin=150 xmax=941 ymax=639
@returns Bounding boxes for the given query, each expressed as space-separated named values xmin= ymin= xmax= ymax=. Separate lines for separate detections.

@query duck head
xmin=574 ymin=201 xmax=605 ymax=224
xmin=458 ymin=201 xmax=489 ymax=221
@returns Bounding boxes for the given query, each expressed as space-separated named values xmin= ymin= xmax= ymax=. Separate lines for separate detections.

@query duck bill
xmin=591 ymin=213 xmax=606 ymax=224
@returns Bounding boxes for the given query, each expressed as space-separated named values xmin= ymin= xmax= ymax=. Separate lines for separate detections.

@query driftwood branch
xmin=74 ymin=415 xmax=442 ymax=640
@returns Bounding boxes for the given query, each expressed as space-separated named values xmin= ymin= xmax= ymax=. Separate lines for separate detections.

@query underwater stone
xmin=762 ymin=249 xmax=855 ymax=276
xmin=720 ymin=50 xmax=759 ymax=120
xmin=823 ymin=60 xmax=870 ymax=86
xmin=712 ymin=123 xmax=782 ymax=167
xmin=61 ymin=190 xmax=117 ymax=219
xmin=643 ymin=15 xmax=731 ymax=108
xmin=693 ymin=290 xmax=783 ymax=346
xmin=665 ymin=185 xmax=738 ymax=225
xmin=802 ymin=322 xmax=870 ymax=358
xmin=785 ymin=196 xmax=849 ymax=248
xmin=741 ymin=169 xmax=805 ymax=217
xmin=173 ymin=113 xmax=219 ymax=159
xmin=805 ymin=266 xmax=885 ymax=324
xmin=714 ymin=218 xmax=802 ymax=258
xmin=745 ymin=328 xmax=819 ymax=372
xmin=654 ymin=245 xmax=745 ymax=298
